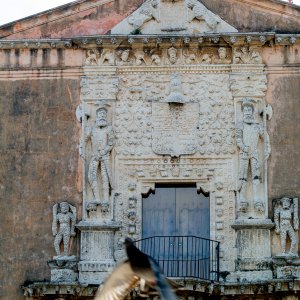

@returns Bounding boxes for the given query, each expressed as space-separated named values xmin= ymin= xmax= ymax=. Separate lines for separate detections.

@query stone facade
xmin=0 ymin=1 xmax=300 ymax=300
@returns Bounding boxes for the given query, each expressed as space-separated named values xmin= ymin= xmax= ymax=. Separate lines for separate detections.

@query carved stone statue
xmin=167 ymin=47 xmax=178 ymax=64
xmin=236 ymin=98 xmax=270 ymax=206
xmin=85 ymin=107 xmax=114 ymax=210
xmin=52 ymin=202 xmax=76 ymax=259
xmin=165 ymin=73 xmax=186 ymax=104
xmin=233 ymin=46 xmax=262 ymax=64
xmin=274 ymin=197 xmax=299 ymax=256
xmin=128 ymin=0 xmax=160 ymax=29
xmin=186 ymin=0 xmax=220 ymax=32
xmin=85 ymin=49 xmax=100 ymax=66
xmin=214 ymin=47 xmax=231 ymax=64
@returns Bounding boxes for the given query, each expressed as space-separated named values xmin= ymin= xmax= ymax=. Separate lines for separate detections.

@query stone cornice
xmin=0 ymin=33 xmax=300 ymax=49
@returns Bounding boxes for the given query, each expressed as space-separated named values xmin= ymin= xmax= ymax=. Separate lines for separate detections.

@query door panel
xmin=142 ymin=185 xmax=210 ymax=277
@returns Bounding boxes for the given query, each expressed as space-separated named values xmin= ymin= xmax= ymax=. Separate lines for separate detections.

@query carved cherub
xmin=52 ymin=202 xmax=76 ymax=258
xmin=274 ymin=197 xmax=299 ymax=256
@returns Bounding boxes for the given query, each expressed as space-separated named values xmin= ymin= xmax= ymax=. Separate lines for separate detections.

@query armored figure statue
xmin=274 ymin=197 xmax=299 ymax=256
xmin=52 ymin=202 xmax=76 ymax=258
xmin=85 ymin=107 xmax=114 ymax=209
xmin=236 ymin=98 xmax=270 ymax=206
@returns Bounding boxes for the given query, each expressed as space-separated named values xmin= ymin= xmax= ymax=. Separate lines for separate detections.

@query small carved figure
xmin=183 ymin=49 xmax=197 ymax=64
xmin=85 ymin=49 xmax=99 ymax=65
xmin=239 ymin=201 xmax=249 ymax=213
xmin=167 ymin=47 xmax=178 ymax=64
xmin=200 ymin=53 xmax=212 ymax=64
xmin=214 ymin=47 xmax=231 ymax=64
xmin=85 ymin=107 xmax=114 ymax=210
xmin=233 ymin=46 xmax=262 ymax=64
xmin=99 ymin=49 xmax=115 ymax=65
xmin=274 ymin=197 xmax=299 ymax=256
xmin=165 ymin=73 xmax=186 ymax=104
xmin=128 ymin=0 xmax=160 ymax=29
xmin=236 ymin=98 xmax=270 ymax=205
xmin=117 ymin=49 xmax=130 ymax=65
xmin=186 ymin=0 xmax=220 ymax=32
xmin=151 ymin=54 xmax=161 ymax=65
xmin=134 ymin=50 xmax=147 ymax=65
xmin=52 ymin=202 xmax=76 ymax=258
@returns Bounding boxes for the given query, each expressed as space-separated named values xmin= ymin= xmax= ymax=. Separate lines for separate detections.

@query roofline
xmin=0 ymin=0 xmax=300 ymax=29
xmin=0 ymin=0 xmax=113 ymax=29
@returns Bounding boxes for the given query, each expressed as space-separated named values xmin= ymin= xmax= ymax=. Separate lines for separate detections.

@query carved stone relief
xmin=235 ymin=98 xmax=271 ymax=219
xmin=52 ymin=202 xmax=76 ymax=259
xmin=110 ymin=0 xmax=237 ymax=34
xmin=84 ymin=46 xmax=241 ymax=67
xmin=152 ymin=102 xmax=198 ymax=156
xmin=274 ymin=197 xmax=299 ymax=257
xmin=84 ymin=107 xmax=114 ymax=212
xmin=233 ymin=46 xmax=262 ymax=64
xmin=128 ymin=0 xmax=160 ymax=30
xmin=78 ymin=38 xmax=270 ymax=283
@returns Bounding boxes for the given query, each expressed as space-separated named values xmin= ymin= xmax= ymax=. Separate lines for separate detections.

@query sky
xmin=0 ymin=0 xmax=300 ymax=26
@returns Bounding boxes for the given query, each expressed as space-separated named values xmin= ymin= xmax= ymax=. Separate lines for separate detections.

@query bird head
xmin=124 ymin=237 xmax=134 ymax=247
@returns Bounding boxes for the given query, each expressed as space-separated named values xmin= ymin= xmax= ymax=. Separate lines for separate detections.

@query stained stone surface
xmin=0 ymin=0 xmax=300 ymax=299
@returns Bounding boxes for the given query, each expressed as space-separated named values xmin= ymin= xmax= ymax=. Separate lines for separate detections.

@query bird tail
xmin=148 ymin=257 xmax=177 ymax=300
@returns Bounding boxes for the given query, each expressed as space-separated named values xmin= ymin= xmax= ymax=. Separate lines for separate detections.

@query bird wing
xmin=95 ymin=260 xmax=140 ymax=300
xmin=148 ymin=256 xmax=177 ymax=300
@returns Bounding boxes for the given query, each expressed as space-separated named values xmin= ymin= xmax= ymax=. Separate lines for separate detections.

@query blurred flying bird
xmin=95 ymin=238 xmax=178 ymax=300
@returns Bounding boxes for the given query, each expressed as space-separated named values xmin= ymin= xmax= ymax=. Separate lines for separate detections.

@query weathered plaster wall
xmin=267 ymin=74 xmax=300 ymax=198
xmin=0 ymin=78 xmax=82 ymax=300
xmin=262 ymin=44 xmax=300 ymax=204
xmin=0 ymin=0 xmax=143 ymax=39
xmin=202 ymin=0 xmax=300 ymax=33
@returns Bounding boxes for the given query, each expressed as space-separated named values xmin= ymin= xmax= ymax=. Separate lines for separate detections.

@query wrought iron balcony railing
xmin=134 ymin=236 xmax=220 ymax=281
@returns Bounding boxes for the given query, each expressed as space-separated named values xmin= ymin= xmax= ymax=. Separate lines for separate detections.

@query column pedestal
xmin=76 ymin=221 xmax=121 ymax=284
xmin=231 ymin=219 xmax=274 ymax=281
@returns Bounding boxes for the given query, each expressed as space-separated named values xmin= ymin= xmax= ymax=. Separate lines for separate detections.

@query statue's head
xmin=121 ymin=49 xmax=130 ymax=62
xmin=96 ymin=107 xmax=108 ymax=127
xmin=60 ymin=202 xmax=70 ymax=213
xmin=281 ymin=197 xmax=291 ymax=209
xmin=218 ymin=47 xmax=227 ymax=59
xmin=241 ymin=98 xmax=255 ymax=123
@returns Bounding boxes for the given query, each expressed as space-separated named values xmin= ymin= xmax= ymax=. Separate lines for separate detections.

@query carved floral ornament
xmin=84 ymin=46 xmax=263 ymax=66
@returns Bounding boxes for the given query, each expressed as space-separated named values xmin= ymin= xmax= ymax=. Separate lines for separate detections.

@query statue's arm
xmin=274 ymin=208 xmax=280 ymax=234
xmin=52 ymin=204 xmax=58 ymax=236
xmin=69 ymin=204 xmax=77 ymax=236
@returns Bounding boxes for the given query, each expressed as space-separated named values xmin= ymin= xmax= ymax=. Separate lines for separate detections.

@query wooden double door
xmin=142 ymin=185 xmax=210 ymax=277
xmin=142 ymin=185 xmax=210 ymax=238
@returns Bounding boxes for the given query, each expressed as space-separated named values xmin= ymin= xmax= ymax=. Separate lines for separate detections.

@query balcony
xmin=134 ymin=235 xmax=220 ymax=281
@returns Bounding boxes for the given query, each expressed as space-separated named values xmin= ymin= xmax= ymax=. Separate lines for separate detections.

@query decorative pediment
xmin=111 ymin=0 xmax=237 ymax=34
